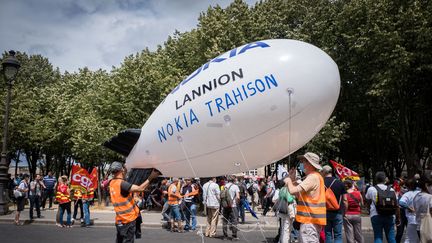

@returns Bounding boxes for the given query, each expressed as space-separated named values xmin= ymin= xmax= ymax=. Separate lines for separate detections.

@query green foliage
xmin=305 ymin=117 xmax=349 ymax=159
xmin=1 ymin=0 xmax=430 ymax=177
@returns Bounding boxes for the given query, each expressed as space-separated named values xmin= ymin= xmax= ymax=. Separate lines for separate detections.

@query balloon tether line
xmin=287 ymin=88 xmax=293 ymax=170
xmin=224 ymin=115 xmax=251 ymax=172
xmin=177 ymin=136 xmax=198 ymax=178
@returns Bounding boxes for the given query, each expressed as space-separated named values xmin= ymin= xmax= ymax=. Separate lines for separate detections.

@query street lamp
xmin=0 ymin=50 xmax=20 ymax=215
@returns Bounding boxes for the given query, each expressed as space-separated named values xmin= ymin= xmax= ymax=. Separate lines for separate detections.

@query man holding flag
xmin=70 ymin=165 xmax=97 ymax=227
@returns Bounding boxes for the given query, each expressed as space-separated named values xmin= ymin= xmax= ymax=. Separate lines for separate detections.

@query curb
xmin=0 ymin=218 xmax=279 ymax=230
xmin=0 ymin=218 xmax=372 ymax=231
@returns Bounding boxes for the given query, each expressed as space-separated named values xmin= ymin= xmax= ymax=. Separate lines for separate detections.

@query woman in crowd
xmin=413 ymin=173 xmax=432 ymax=242
xmin=399 ymin=178 xmax=421 ymax=243
xmin=343 ymin=179 xmax=364 ymax=243
xmin=57 ymin=175 xmax=72 ymax=227
xmin=14 ymin=174 xmax=29 ymax=225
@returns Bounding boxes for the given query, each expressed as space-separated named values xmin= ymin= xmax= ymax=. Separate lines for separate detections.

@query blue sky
xmin=0 ymin=0 xmax=259 ymax=72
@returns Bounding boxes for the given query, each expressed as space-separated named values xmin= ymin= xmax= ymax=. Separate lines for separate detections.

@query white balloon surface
xmin=126 ymin=39 xmax=340 ymax=177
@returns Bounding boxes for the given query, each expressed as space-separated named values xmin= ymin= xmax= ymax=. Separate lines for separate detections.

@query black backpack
xmin=247 ymin=184 xmax=255 ymax=196
xmin=238 ymin=183 xmax=247 ymax=199
xmin=374 ymin=185 xmax=397 ymax=215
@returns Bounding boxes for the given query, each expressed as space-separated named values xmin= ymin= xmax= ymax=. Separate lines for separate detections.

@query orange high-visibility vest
xmin=295 ymin=172 xmax=327 ymax=225
xmin=109 ymin=179 xmax=139 ymax=224
xmin=73 ymin=189 xmax=82 ymax=200
xmin=168 ymin=182 xmax=181 ymax=205
xmin=55 ymin=184 xmax=71 ymax=204
xmin=81 ymin=187 xmax=94 ymax=201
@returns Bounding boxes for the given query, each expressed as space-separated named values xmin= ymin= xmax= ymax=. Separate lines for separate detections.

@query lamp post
xmin=0 ymin=50 xmax=20 ymax=215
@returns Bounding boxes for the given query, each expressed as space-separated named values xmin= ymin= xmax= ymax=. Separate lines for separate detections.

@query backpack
xmin=238 ymin=183 xmax=247 ymax=199
xmin=220 ymin=184 xmax=233 ymax=208
xmin=325 ymin=179 xmax=340 ymax=210
xmin=374 ymin=185 xmax=397 ymax=215
xmin=247 ymin=184 xmax=255 ymax=196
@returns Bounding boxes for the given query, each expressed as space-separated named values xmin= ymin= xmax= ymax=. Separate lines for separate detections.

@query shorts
xmin=170 ymin=204 xmax=181 ymax=221
xmin=17 ymin=197 xmax=27 ymax=212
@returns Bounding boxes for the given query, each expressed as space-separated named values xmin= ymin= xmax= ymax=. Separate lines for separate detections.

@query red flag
xmin=90 ymin=167 xmax=98 ymax=190
xmin=330 ymin=160 xmax=360 ymax=181
xmin=70 ymin=164 xmax=94 ymax=192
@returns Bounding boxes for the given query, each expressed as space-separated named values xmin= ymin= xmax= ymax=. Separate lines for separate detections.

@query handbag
xmin=13 ymin=189 xmax=23 ymax=198
xmin=420 ymin=201 xmax=432 ymax=243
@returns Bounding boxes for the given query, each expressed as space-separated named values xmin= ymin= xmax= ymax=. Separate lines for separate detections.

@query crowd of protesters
xmin=6 ymin=153 xmax=432 ymax=243
xmin=151 ymin=152 xmax=432 ymax=243
xmin=8 ymin=171 xmax=95 ymax=227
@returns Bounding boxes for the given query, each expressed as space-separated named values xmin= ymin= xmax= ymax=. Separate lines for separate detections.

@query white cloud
xmin=0 ymin=0 xmax=259 ymax=72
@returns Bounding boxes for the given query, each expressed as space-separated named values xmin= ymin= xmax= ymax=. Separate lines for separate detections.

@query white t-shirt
xmin=225 ymin=182 xmax=240 ymax=208
xmin=365 ymin=184 xmax=396 ymax=217
xmin=413 ymin=192 xmax=432 ymax=230
xmin=18 ymin=180 xmax=29 ymax=198
xmin=399 ymin=189 xmax=421 ymax=225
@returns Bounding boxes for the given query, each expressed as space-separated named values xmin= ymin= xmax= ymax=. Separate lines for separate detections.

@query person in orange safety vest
xmin=81 ymin=184 xmax=94 ymax=227
xmin=56 ymin=175 xmax=72 ymax=227
xmin=109 ymin=162 xmax=160 ymax=243
xmin=282 ymin=152 xmax=326 ymax=243
xmin=168 ymin=177 xmax=183 ymax=232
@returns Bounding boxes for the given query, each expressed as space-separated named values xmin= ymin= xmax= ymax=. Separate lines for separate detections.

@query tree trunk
xmin=405 ymin=153 xmax=420 ymax=177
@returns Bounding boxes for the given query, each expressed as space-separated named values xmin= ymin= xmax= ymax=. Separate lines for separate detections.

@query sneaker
xmin=232 ymin=237 xmax=239 ymax=241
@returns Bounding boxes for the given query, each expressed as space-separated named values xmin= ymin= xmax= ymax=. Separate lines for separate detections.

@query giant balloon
xmin=126 ymin=39 xmax=340 ymax=177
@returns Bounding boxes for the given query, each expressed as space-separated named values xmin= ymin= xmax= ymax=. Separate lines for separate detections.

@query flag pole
xmin=97 ymin=165 xmax=101 ymax=207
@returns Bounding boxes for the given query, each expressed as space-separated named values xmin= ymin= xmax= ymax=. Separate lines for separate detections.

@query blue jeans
xmin=83 ymin=201 xmax=91 ymax=225
xmin=238 ymin=198 xmax=246 ymax=223
xmin=170 ymin=204 xmax=181 ymax=221
xmin=325 ymin=212 xmax=343 ymax=243
xmin=59 ymin=202 xmax=71 ymax=226
xmin=371 ymin=215 xmax=396 ymax=243
xmin=184 ymin=203 xmax=197 ymax=230
xmin=161 ymin=201 xmax=170 ymax=221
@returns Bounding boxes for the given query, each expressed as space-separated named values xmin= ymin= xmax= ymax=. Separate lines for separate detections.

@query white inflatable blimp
xmin=124 ymin=39 xmax=340 ymax=177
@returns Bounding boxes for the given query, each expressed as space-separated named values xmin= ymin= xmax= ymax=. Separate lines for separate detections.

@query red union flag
xmin=89 ymin=167 xmax=98 ymax=190
xmin=71 ymin=165 xmax=94 ymax=191
xmin=330 ymin=160 xmax=360 ymax=181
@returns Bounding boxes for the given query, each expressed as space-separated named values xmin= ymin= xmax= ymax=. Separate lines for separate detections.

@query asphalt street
xmin=0 ymin=223 xmax=376 ymax=243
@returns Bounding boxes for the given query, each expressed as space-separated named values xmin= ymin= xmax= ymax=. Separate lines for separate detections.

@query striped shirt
xmin=43 ymin=176 xmax=56 ymax=190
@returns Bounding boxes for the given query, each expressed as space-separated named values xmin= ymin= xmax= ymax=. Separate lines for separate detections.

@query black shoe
xmin=222 ymin=236 xmax=229 ymax=241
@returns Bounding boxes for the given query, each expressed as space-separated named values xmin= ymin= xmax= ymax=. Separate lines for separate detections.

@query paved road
xmin=0 ymin=223 xmax=376 ymax=243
